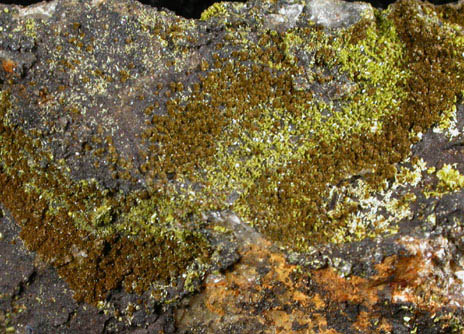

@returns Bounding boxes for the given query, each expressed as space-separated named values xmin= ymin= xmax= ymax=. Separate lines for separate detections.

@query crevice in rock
xmin=148 ymin=0 xmax=248 ymax=19
xmin=0 ymin=0 xmax=248 ymax=18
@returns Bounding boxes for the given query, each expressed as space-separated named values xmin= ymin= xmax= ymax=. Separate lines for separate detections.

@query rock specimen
xmin=1 ymin=0 xmax=464 ymax=332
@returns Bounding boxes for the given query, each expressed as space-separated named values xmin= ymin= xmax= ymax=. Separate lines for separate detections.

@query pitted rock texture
xmin=1 ymin=0 xmax=464 ymax=332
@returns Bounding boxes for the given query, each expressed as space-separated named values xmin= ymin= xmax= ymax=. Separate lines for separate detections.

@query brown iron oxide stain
xmin=1 ymin=59 xmax=16 ymax=73
xmin=176 ymin=236 xmax=456 ymax=333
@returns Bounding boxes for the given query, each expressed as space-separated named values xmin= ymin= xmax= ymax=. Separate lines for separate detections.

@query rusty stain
xmin=2 ymin=59 xmax=16 ymax=73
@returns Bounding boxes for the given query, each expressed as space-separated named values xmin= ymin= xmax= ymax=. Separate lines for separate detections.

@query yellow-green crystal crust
xmin=1 ymin=0 xmax=464 ymax=303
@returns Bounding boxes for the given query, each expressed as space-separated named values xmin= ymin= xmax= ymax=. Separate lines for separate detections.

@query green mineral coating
xmin=0 ymin=90 xmax=210 ymax=303
xmin=145 ymin=0 xmax=464 ymax=249
xmin=436 ymin=164 xmax=464 ymax=192
xmin=200 ymin=2 xmax=229 ymax=20
xmin=1 ymin=0 xmax=464 ymax=304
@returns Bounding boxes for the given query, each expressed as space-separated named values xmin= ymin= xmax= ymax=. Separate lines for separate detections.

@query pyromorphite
xmin=0 ymin=0 xmax=463 ymax=305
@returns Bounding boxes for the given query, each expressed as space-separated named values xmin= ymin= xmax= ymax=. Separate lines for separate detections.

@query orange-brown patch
xmin=353 ymin=310 xmax=371 ymax=331
xmin=312 ymin=267 xmax=377 ymax=306
xmin=378 ymin=318 xmax=393 ymax=333
xmin=311 ymin=293 xmax=326 ymax=310
xmin=2 ymin=59 xmax=16 ymax=73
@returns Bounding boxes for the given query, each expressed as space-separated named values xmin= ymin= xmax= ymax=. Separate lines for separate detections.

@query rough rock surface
xmin=1 ymin=0 xmax=464 ymax=332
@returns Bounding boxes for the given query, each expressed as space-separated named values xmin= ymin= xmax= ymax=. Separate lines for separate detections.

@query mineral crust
xmin=1 ymin=0 xmax=464 ymax=332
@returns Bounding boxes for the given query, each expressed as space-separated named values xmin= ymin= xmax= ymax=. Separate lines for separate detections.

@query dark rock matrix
xmin=1 ymin=0 xmax=464 ymax=332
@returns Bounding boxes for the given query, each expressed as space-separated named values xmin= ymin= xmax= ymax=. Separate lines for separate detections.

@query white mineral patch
xmin=278 ymin=4 xmax=304 ymax=23
xmin=307 ymin=0 xmax=372 ymax=29
xmin=455 ymin=271 xmax=464 ymax=282
xmin=19 ymin=0 xmax=57 ymax=19
xmin=397 ymin=235 xmax=464 ymax=308
xmin=266 ymin=3 xmax=304 ymax=30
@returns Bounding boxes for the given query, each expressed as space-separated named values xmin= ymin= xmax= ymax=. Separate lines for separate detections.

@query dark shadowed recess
xmin=0 ymin=0 xmax=246 ymax=18
xmin=348 ymin=0 xmax=458 ymax=8
xmin=0 ymin=0 xmax=460 ymax=18
xmin=144 ymin=0 xmax=247 ymax=18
